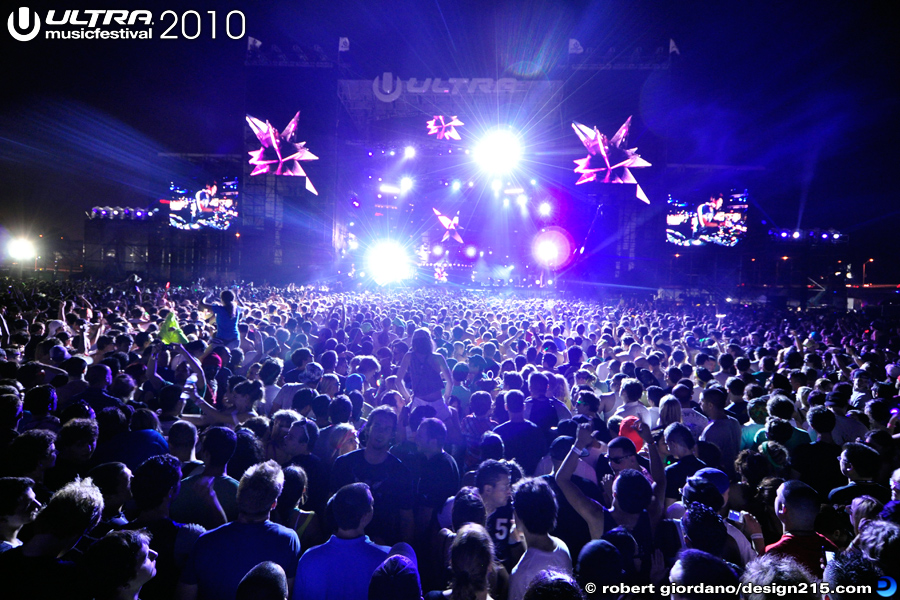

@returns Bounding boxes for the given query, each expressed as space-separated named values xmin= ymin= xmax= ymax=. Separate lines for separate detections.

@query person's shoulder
xmin=334 ymin=448 xmax=365 ymax=465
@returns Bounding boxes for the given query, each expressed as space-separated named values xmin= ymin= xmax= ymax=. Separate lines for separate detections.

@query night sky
xmin=1 ymin=1 xmax=898 ymax=277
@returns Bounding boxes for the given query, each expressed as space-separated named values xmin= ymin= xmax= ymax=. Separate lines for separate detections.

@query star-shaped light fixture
xmin=433 ymin=207 xmax=464 ymax=243
xmin=572 ymin=116 xmax=651 ymax=203
xmin=427 ymin=115 xmax=464 ymax=141
xmin=246 ymin=112 xmax=318 ymax=195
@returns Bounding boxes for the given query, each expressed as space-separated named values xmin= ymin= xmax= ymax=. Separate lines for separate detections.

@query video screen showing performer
xmin=163 ymin=178 xmax=239 ymax=231
xmin=666 ymin=190 xmax=749 ymax=247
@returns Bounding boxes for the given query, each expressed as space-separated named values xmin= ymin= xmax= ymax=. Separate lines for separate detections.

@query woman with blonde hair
xmin=658 ymin=396 xmax=683 ymax=430
xmin=549 ymin=373 xmax=572 ymax=412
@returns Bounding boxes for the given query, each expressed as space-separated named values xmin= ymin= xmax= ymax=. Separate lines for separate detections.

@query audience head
xmin=237 ymin=460 xmax=284 ymax=518
xmin=236 ymin=561 xmax=288 ymax=600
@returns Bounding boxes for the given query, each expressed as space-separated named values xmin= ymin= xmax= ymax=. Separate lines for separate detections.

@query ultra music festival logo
xmin=7 ymin=6 xmax=246 ymax=41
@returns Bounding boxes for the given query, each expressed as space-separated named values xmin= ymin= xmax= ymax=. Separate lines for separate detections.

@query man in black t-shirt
xmin=414 ymin=418 xmax=460 ymax=535
xmin=475 ymin=459 xmax=522 ymax=572
xmin=664 ymin=423 xmax=706 ymax=503
xmin=331 ymin=406 xmax=415 ymax=545
xmin=493 ymin=390 xmax=547 ymax=476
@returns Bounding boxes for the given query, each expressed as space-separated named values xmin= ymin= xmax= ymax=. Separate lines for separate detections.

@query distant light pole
xmin=862 ymin=258 xmax=874 ymax=286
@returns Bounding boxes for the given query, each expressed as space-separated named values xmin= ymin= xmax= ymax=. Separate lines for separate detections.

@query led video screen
xmin=666 ymin=190 xmax=749 ymax=247
xmin=164 ymin=178 xmax=239 ymax=231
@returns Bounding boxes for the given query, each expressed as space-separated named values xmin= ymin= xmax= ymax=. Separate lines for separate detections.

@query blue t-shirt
xmin=294 ymin=535 xmax=389 ymax=600
xmin=182 ymin=520 xmax=300 ymax=600
xmin=211 ymin=305 xmax=240 ymax=341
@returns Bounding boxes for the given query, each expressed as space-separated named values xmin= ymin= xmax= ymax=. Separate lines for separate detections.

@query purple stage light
xmin=538 ymin=202 xmax=551 ymax=216
xmin=532 ymin=227 xmax=574 ymax=269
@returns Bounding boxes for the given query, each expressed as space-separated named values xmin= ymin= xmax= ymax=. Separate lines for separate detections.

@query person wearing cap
xmin=369 ymin=554 xmax=423 ymax=600
xmin=848 ymin=369 xmax=873 ymax=409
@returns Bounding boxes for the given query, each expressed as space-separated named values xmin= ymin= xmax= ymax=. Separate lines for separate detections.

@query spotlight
xmin=347 ymin=236 xmax=359 ymax=250
xmin=503 ymin=198 xmax=510 ymax=208
xmin=400 ymin=177 xmax=413 ymax=193
xmin=379 ymin=184 xmax=401 ymax=194
xmin=516 ymin=195 xmax=527 ymax=208
xmin=432 ymin=245 xmax=444 ymax=256
xmin=538 ymin=202 xmax=551 ymax=216
xmin=465 ymin=246 xmax=477 ymax=258
xmin=474 ymin=128 xmax=521 ymax=174
xmin=451 ymin=180 xmax=461 ymax=191
xmin=792 ymin=231 xmax=800 ymax=239
xmin=532 ymin=227 xmax=573 ymax=269
xmin=779 ymin=231 xmax=788 ymax=238
xmin=535 ymin=241 xmax=559 ymax=263
xmin=833 ymin=233 xmax=840 ymax=239
xmin=389 ymin=150 xmax=396 ymax=156
xmin=7 ymin=238 xmax=36 ymax=261
xmin=491 ymin=180 xmax=502 ymax=192
xmin=404 ymin=146 xmax=416 ymax=159
xmin=366 ymin=241 xmax=413 ymax=286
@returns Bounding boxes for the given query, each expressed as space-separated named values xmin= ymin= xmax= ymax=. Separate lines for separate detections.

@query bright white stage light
xmin=503 ymin=198 xmax=510 ymax=208
xmin=400 ymin=177 xmax=413 ymax=193
xmin=432 ymin=244 xmax=444 ymax=256
xmin=366 ymin=241 xmax=413 ymax=286
xmin=474 ymin=129 xmax=521 ymax=174
xmin=538 ymin=202 xmax=551 ymax=216
xmin=516 ymin=195 xmax=527 ymax=208
xmin=535 ymin=241 xmax=559 ymax=264
xmin=465 ymin=246 xmax=477 ymax=258
xmin=532 ymin=227 xmax=573 ymax=269
xmin=451 ymin=180 xmax=461 ymax=191
xmin=404 ymin=146 xmax=416 ymax=159
xmin=7 ymin=238 xmax=36 ymax=261
xmin=379 ymin=183 xmax=400 ymax=194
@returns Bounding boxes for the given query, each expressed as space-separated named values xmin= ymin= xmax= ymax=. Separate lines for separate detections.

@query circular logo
xmin=8 ymin=7 xmax=40 ymax=42
xmin=878 ymin=576 xmax=898 ymax=598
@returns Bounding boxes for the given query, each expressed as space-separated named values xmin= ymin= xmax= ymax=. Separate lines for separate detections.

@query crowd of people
xmin=1 ymin=278 xmax=899 ymax=600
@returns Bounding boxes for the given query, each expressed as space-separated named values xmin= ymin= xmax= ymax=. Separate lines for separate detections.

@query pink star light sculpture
xmin=433 ymin=207 xmax=464 ymax=243
xmin=426 ymin=115 xmax=464 ymax=141
xmin=246 ymin=112 xmax=318 ymax=195
xmin=572 ymin=116 xmax=651 ymax=203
